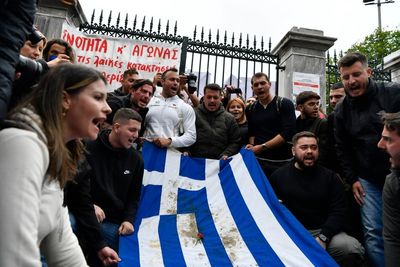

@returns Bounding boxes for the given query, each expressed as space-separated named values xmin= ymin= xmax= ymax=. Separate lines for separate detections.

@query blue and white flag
xmin=119 ymin=142 xmax=338 ymax=267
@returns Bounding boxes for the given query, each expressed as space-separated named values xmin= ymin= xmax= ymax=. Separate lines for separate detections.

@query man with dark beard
xmin=377 ymin=112 xmax=400 ymax=267
xmin=270 ymin=131 xmax=364 ymax=266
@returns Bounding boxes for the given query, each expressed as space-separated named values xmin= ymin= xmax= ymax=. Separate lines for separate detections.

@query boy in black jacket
xmin=67 ymin=108 xmax=144 ymax=267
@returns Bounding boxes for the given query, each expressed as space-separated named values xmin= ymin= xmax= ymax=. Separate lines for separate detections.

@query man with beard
xmin=377 ymin=112 xmax=400 ymax=267
xmin=69 ymin=108 xmax=144 ymax=267
xmin=188 ymin=83 xmax=241 ymax=159
xmin=245 ymin=72 xmax=296 ymax=178
xmin=106 ymin=79 xmax=154 ymax=137
xmin=270 ymin=131 xmax=364 ymax=266
xmin=334 ymin=52 xmax=400 ymax=267
xmin=144 ymin=68 xmax=196 ymax=149
xmin=295 ymin=91 xmax=328 ymax=167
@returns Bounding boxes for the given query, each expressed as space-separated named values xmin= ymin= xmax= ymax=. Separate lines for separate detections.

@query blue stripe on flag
xmin=219 ymin=160 xmax=285 ymax=266
xmin=239 ymin=148 xmax=338 ymax=266
xmin=178 ymin=187 xmax=233 ymax=266
xmin=118 ymin=226 xmax=139 ymax=267
xmin=135 ymin=185 xmax=162 ymax=219
xmin=159 ymin=215 xmax=186 ymax=266
xmin=142 ymin=141 xmax=166 ymax=172
xmin=179 ymin=156 xmax=205 ymax=181
xmin=118 ymin=184 xmax=163 ymax=267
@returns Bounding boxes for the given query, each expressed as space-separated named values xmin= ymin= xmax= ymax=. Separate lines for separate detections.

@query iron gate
xmin=79 ymin=10 xmax=280 ymax=99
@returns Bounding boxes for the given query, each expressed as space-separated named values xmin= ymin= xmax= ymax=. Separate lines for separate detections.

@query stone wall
xmin=272 ymin=27 xmax=336 ymax=110
xmin=35 ymin=0 xmax=87 ymax=40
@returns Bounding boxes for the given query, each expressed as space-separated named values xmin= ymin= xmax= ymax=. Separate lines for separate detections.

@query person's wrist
xmin=317 ymin=233 xmax=329 ymax=244
xmin=168 ymin=137 xmax=172 ymax=146
xmin=261 ymin=143 xmax=268 ymax=150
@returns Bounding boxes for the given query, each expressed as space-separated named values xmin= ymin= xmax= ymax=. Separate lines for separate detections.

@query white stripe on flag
xmin=230 ymin=153 xmax=314 ymax=267
xmin=176 ymin=213 xmax=211 ymax=266
xmin=138 ymin=216 xmax=164 ymax=266
xmin=156 ymin=150 xmax=205 ymax=215
xmin=143 ymin=169 xmax=163 ymax=186
xmin=159 ymin=150 xmax=181 ymax=214
xmin=205 ymin=160 xmax=258 ymax=266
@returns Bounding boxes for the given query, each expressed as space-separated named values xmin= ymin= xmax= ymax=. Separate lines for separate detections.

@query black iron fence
xmin=80 ymin=10 xmax=280 ymax=99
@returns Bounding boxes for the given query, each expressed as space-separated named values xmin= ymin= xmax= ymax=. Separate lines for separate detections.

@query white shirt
xmin=144 ymin=94 xmax=196 ymax=148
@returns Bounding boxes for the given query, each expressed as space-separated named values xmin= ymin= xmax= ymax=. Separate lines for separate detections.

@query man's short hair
xmin=131 ymin=79 xmax=155 ymax=94
xmin=380 ymin=111 xmax=400 ymax=136
xmin=250 ymin=72 xmax=270 ymax=84
xmin=338 ymin=52 xmax=368 ymax=69
xmin=296 ymin=91 xmax=320 ymax=106
xmin=331 ymin=82 xmax=344 ymax=90
xmin=251 ymin=72 xmax=270 ymax=84
xmin=161 ymin=67 xmax=178 ymax=80
xmin=113 ymin=108 xmax=142 ymax=124
xmin=204 ymin=83 xmax=222 ymax=94
xmin=123 ymin=68 xmax=139 ymax=79
xmin=292 ymin=131 xmax=318 ymax=146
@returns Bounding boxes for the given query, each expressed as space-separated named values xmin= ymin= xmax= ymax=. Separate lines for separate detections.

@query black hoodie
xmin=86 ymin=129 xmax=144 ymax=224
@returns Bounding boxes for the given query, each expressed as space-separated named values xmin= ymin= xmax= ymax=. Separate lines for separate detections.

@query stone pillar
xmin=35 ymin=0 xmax=87 ymax=40
xmin=383 ymin=50 xmax=400 ymax=83
xmin=272 ymin=27 xmax=336 ymax=110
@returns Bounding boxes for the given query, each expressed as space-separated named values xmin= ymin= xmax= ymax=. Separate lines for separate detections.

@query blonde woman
xmin=227 ymin=98 xmax=248 ymax=146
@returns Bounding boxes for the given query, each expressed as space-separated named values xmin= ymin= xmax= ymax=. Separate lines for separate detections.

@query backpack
xmin=247 ymin=96 xmax=283 ymax=114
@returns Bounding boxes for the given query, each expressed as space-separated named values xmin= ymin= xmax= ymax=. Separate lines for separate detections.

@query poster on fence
xmin=61 ymin=23 xmax=182 ymax=90
xmin=292 ymin=72 xmax=320 ymax=96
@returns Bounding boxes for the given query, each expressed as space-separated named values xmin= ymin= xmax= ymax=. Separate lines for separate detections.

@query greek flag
xmin=119 ymin=142 xmax=337 ymax=267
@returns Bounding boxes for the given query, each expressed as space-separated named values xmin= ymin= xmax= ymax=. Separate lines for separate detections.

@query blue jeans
xmin=101 ymin=221 xmax=120 ymax=252
xmin=359 ymin=178 xmax=384 ymax=267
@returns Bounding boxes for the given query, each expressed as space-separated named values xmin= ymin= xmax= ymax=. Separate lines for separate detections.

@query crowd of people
xmin=1 ymin=5 xmax=400 ymax=266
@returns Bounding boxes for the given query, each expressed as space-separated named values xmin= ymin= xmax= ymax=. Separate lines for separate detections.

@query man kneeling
xmin=270 ymin=131 xmax=364 ymax=266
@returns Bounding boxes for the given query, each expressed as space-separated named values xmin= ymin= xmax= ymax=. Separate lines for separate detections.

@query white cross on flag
xmin=118 ymin=142 xmax=338 ymax=266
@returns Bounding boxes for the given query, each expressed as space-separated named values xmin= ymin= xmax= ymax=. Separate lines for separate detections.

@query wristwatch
xmin=317 ymin=233 xmax=329 ymax=243
xmin=261 ymin=143 xmax=268 ymax=150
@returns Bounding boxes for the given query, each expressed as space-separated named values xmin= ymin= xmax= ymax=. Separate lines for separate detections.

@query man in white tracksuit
xmin=144 ymin=68 xmax=196 ymax=149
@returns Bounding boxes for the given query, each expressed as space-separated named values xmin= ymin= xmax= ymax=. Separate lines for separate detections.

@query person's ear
xmin=62 ymin=91 xmax=72 ymax=112
xmin=113 ymin=122 xmax=121 ymax=132
xmin=366 ymin=67 xmax=372 ymax=77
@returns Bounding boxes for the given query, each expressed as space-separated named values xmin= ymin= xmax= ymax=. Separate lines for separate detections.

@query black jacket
xmin=0 ymin=0 xmax=36 ymax=118
xmin=106 ymin=94 xmax=148 ymax=137
xmin=65 ymin=160 xmax=108 ymax=252
xmin=382 ymin=168 xmax=400 ymax=267
xmin=86 ymin=129 xmax=144 ymax=225
xmin=335 ymin=79 xmax=400 ymax=188
xmin=246 ymin=96 xmax=296 ymax=160
xmin=189 ymin=104 xmax=241 ymax=159
xmin=270 ymin=163 xmax=347 ymax=240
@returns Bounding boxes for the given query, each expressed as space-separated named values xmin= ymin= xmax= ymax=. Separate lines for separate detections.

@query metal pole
xmin=377 ymin=0 xmax=382 ymax=30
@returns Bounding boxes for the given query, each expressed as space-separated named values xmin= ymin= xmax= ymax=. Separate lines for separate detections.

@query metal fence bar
xmin=80 ymin=11 xmax=280 ymax=98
